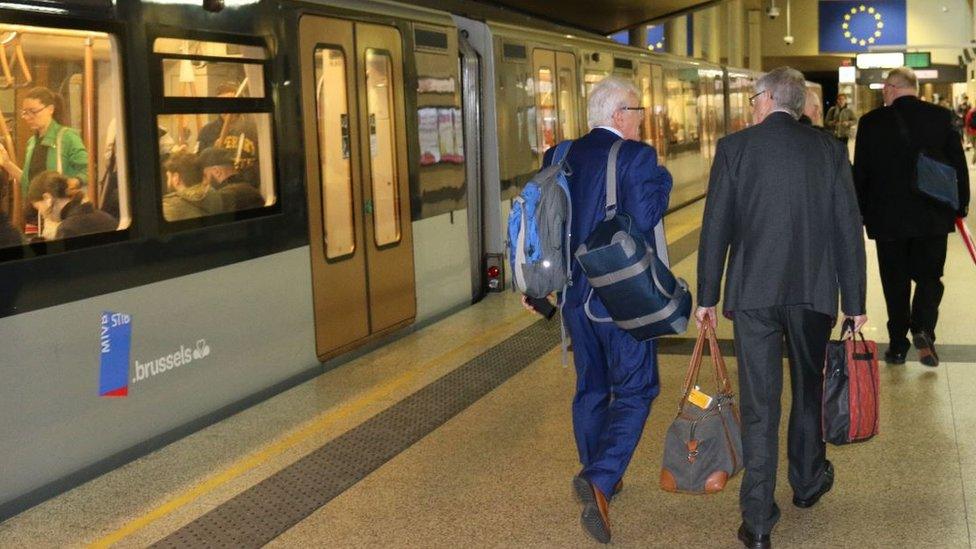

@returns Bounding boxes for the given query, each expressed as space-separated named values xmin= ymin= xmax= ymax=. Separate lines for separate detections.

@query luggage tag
xmin=687 ymin=385 xmax=714 ymax=410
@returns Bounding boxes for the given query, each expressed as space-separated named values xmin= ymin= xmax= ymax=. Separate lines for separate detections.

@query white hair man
xmin=524 ymin=76 xmax=672 ymax=543
xmin=853 ymin=67 xmax=969 ymax=367
xmin=696 ymin=66 xmax=867 ymax=548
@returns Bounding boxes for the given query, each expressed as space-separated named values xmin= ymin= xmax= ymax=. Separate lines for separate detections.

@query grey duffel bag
xmin=660 ymin=324 xmax=743 ymax=494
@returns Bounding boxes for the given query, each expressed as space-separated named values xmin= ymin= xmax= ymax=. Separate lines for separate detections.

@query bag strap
xmin=604 ymin=140 xmax=623 ymax=221
xmin=512 ymin=196 xmax=528 ymax=292
xmin=55 ymin=126 xmax=68 ymax=174
xmin=890 ymin=107 xmax=920 ymax=156
xmin=553 ymin=140 xmax=573 ymax=166
xmin=677 ymin=323 xmax=733 ymax=411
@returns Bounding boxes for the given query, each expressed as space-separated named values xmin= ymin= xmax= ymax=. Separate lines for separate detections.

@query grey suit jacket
xmin=697 ymin=111 xmax=866 ymax=317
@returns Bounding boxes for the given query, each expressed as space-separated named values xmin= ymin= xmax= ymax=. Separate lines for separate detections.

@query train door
xmin=531 ymin=49 xmax=579 ymax=165
xmin=459 ymin=32 xmax=484 ymax=300
xmin=299 ymin=16 xmax=416 ymax=360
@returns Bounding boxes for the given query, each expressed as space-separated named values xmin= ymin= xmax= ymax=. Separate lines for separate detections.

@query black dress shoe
xmin=580 ymin=481 xmax=611 ymax=544
xmin=913 ymin=331 xmax=940 ymax=367
xmin=794 ymin=461 xmax=834 ymax=508
xmin=884 ymin=349 xmax=907 ymax=365
xmin=737 ymin=523 xmax=771 ymax=549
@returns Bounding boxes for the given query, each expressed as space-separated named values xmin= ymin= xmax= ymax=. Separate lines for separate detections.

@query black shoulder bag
xmin=891 ymin=108 xmax=960 ymax=212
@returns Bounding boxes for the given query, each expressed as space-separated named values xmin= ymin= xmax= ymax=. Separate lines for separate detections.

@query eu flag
xmin=819 ymin=0 xmax=906 ymax=53
xmin=646 ymin=25 xmax=665 ymax=51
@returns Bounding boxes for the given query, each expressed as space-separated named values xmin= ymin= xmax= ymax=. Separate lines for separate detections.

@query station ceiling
xmin=477 ymin=0 xmax=721 ymax=34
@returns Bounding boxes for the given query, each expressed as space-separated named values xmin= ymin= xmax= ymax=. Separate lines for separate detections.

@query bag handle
xmin=677 ymin=322 xmax=733 ymax=411
xmin=604 ymin=140 xmax=623 ymax=221
xmin=840 ymin=317 xmax=871 ymax=353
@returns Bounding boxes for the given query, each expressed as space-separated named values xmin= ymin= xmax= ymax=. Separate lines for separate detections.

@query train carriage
xmin=0 ymin=0 xmax=771 ymax=520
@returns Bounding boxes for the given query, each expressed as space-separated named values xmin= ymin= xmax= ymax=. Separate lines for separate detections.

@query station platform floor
xmin=3 ymin=179 xmax=976 ymax=548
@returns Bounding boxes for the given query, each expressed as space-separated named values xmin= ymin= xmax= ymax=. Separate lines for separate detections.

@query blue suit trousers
xmin=564 ymin=304 xmax=660 ymax=498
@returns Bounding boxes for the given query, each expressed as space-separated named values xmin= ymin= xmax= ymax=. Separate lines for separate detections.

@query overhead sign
xmin=819 ymin=1 xmax=907 ymax=54
xmin=915 ymin=69 xmax=938 ymax=80
xmin=856 ymin=52 xmax=904 ymax=68
xmin=905 ymin=51 xmax=931 ymax=69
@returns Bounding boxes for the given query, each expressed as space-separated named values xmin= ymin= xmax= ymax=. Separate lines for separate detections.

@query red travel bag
xmin=822 ymin=320 xmax=879 ymax=445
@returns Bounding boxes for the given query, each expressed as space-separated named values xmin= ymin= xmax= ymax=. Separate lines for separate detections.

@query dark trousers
xmin=733 ymin=306 xmax=833 ymax=536
xmin=875 ymin=235 xmax=948 ymax=353
xmin=563 ymin=305 xmax=660 ymax=498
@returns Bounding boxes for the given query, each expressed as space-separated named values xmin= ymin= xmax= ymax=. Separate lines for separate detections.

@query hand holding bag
xmin=823 ymin=319 xmax=880 ymax=445
xmin=660 ymin=323 xmax=743 ymax=494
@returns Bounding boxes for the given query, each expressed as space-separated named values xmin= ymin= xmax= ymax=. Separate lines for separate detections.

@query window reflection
xmin=365 ymin=49 xmax=401 ymax=246
xmin=161 ymin=59 xmax=265 ymax=98
xmin=314 ymin=47 xmax=355 ymax=259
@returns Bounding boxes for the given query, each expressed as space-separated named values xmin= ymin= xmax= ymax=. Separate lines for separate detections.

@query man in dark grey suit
xmin=695 ymin=67 xmax=868 ymax=549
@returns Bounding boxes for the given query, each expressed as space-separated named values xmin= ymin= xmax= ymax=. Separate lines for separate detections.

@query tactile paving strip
xmin=151 ymin=317 xmax=561 ymax=549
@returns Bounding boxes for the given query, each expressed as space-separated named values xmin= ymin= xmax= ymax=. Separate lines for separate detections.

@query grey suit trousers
xmin=733 ymin=305 xmax=834 ymax=535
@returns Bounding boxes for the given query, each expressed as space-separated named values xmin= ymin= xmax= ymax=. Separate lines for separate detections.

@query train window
xmin=584 ymin=71 xmax=605 ymax=96
xmin=556 ymin=51 xmax=578 ymax=140
xmin=557 ymin=68 xmax=576 ymax=139
xmin=536 ymin=66 xmax=556 ymax=156
xmin=365 ymin=49 xmax=401 ymax=246
xmin=651 ymin=64 xmax=667 ymax=160
xmin=638 ymin=64 xmax=654 ymax=147
xmin=0 ymin=24 xmax=129 ymax=251
xmin=314 ymin=47 xmax=355 ymax=259
xmin=154 ymin=37 xmax=276 ymax=223
xmin=665 ymin=69 xmax=700 ymax=149
xmin=496 ymin=53 xmax=534 ymax=199
xmin=153 ymin=38 xmax=267 ymax=60
xmin=414 ymin=26 xmax=463 ymax=219
xmin=160 ymin=60 xmax=265 ymax=99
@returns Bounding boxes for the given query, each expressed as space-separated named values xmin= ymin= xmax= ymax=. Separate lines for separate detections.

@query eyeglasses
xmin=619 ymin=106 xmax=645 ymax=113
xmin=20 ymin=106 xmax=49 ymax=118
xmin=748 ymin=90 xmax=766 ymax=106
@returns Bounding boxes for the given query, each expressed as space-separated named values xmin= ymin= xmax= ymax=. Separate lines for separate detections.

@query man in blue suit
xmin=533 ymin=76 xmax=672 ymax=543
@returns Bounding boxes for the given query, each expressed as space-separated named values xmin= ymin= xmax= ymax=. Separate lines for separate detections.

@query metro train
xmin=0 ymin=0 xmax=817 ymax=519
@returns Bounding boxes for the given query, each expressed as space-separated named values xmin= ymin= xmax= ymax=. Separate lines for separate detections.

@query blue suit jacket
xmin=542 ymin=128 xmax=673 ymax=307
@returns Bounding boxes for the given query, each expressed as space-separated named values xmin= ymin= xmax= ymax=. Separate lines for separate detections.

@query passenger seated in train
xmin=27 ymin=171 xmax=117 ymax=240
xmin=219 ymin=183 xmax=265 ymax=212
xmin=0 ymin=87 xmax=89 ymax=235
xmin=162 ymin=152 xmax=224 ymax=221
xmin=0 ymin=176 xmax=23 ymax=248
xmin=199 ymin=147 xmax=253 ymax=190
xmin=196 ymin=81 xmax=260 ymax=182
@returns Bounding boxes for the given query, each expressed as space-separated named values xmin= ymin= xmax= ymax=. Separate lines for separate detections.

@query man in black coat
xmin=853 ymin=67 xmax=970 ymax=367
xmin=696 ymin=67 xmax=867 ymax=549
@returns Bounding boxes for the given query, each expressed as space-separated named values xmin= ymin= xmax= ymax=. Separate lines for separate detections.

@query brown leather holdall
xmin=660 ymin=324 xmax=743 ymax=494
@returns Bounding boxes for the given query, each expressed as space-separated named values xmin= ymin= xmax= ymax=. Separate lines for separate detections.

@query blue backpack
xmin=507 ymin=141 xmax=573 ymax=298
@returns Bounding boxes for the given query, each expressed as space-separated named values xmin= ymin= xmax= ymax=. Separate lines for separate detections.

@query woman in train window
xmin=0 ymin=86 xmax=89 ymax=236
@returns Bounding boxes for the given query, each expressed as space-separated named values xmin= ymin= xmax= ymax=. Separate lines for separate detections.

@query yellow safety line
xmin=88 ymin=311 xmax=533 ymax=548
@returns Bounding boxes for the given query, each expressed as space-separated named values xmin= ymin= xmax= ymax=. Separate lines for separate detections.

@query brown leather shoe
xmin=580 ymin=481 xmax=611 ymax=543
xmin=573 ymin=474 xmax=622 ymax=504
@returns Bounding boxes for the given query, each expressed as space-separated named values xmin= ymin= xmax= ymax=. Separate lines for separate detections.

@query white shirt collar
xmin=595 ymin=126 xmax=624 ymax=138
xmin=770 ymin=108 xmax=797 ymax=118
